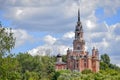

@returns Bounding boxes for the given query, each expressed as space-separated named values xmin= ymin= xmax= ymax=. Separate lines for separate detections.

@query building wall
xmin=55 ymin=64 xmax=66 ymax=70
xmin=66 ymin=50 xmax=99 ymax=72
xmin=87 ymin=58 xmax=92 ymax=70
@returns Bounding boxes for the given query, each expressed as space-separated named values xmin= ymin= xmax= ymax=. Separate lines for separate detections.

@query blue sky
xmin=0 ymin=0 xmax=120 ymax=66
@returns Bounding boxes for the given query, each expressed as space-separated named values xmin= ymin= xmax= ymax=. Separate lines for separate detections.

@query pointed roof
xmin=77 ymin=8 xmax=83 ymax=32
xmin=78 ymin=8 xmax=80 ymax=22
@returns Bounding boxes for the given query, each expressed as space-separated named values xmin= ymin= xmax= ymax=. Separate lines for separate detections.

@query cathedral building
xmin=55 ymin=9 xmax=99 ymax=72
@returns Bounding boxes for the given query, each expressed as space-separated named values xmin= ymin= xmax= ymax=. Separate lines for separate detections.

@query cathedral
xmin=55 ymin=9 xmax=99 ymax=72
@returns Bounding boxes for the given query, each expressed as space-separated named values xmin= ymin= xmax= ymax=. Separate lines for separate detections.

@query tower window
xmin=77 ymin=46 xmax=80 ymax=50
xmin=77 ymin=33 xmax=80 ymax=36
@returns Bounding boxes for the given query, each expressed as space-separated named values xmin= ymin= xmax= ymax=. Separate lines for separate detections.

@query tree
xmin=52 ymin=71 xmax=60 ymax=80
xmin=24 ymin=71 xmax=39 ymax=80
xmin=0 ymin=55 xmax=21 ymax=79
xmin=0 ymin=23 xmax=15 ymax=56
xmin=16 ymin=53 xmax=56 ymax=80
xmin=100 ymin=54 xmax=120 ymax=71
xmin=0 ymin=22 xmax=20 ymax=80
xmin=39 ymin=56 xmax=55 ymax=79
xmin=101 ymin=54 xmax=110 ymax=65
xmin=62 ymin=55 xmax=67 ymax=62
xmin=16 ymin=53 xmax=34 ymax=73
xmin=100 ymin=62 xmax=109 ymax=70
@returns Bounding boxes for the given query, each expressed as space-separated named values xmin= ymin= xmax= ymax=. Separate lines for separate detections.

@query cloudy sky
xmin=0 ymin=0 xmax=120 ymax=66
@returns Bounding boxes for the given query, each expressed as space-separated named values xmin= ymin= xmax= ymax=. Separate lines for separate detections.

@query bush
xmin=81 ymin=69 xmax=93 ymax=74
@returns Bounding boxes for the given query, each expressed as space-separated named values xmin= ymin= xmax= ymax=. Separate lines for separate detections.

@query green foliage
xmin=101 ymin=54 xmax=110 ymax=65
xmin=62 ymin=55 xmax=67 ymax=62
xmin=0 ymin=52 xmax=120 ymax=80
xmin=57 ymin=70 xmax=71 ymax=74
xmin=16 ymin=53 xmax=34 ymax=73
xmin=56 ymin=69 xmax=120 ymax=80
xmin=100 ymin=62 xmax=109 ymax=70
xmin=81 ymin=69 xmax=93 ymax=74
xmin=109 ymin=63 xmax=120 ymax=72
xmin=24 ymin=71 xmax=39 ymax=80
xmin=100 ymin=54 xmax=120 ymax=72
xmin=16 ymin=53 xmax=55 ymax=80
xmin=0 ymin=27 xmax=15 ymax=56
xmin=0 ymin=55 xmax=21 ymax=80
xmin=0 ymin=25 xmax=20 ymax=80
xmin=52 ymin=71 xmax=60 ymax=80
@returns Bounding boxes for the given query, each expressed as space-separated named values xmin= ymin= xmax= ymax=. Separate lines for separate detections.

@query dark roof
xmin=57 ymin=54 xmax=62 ymax=57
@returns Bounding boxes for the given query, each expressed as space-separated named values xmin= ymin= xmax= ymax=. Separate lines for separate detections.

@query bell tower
xmin=73 ymin=9 xmax=85 ymax=51
xmin=66 ymin=7 xmax=99 ymax=72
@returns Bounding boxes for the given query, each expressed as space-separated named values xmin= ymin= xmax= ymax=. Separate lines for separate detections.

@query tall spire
xmin=78 ymin=8 xmax=80 ymax=22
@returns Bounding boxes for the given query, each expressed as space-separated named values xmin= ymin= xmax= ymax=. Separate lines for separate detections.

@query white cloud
xmin=12 ymin=29 xmax=33 ymax=47
xmin=29 ymin=33 xmax=72 ymax=56
xmin=1 ymin=0 xmax=119 ymax=33
xmin=28 ymin=44 xmax=71 ymax=56
xmin=117 ymin=64 xmax=120 ymax=67
xmin=28 ymin=45 xmax=52 ymax=56
xmin=63 ymin=31 xmax=74 ymax=39
xmin=44 ymin=35 xmax=57 ymax=45
xmin=16 ymin=9 xmax=23 ymax=17
xmin=86 ymin=20 xmax=96 ymax=30
xmin=86 ymin=22 xmax=120 ymax=66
